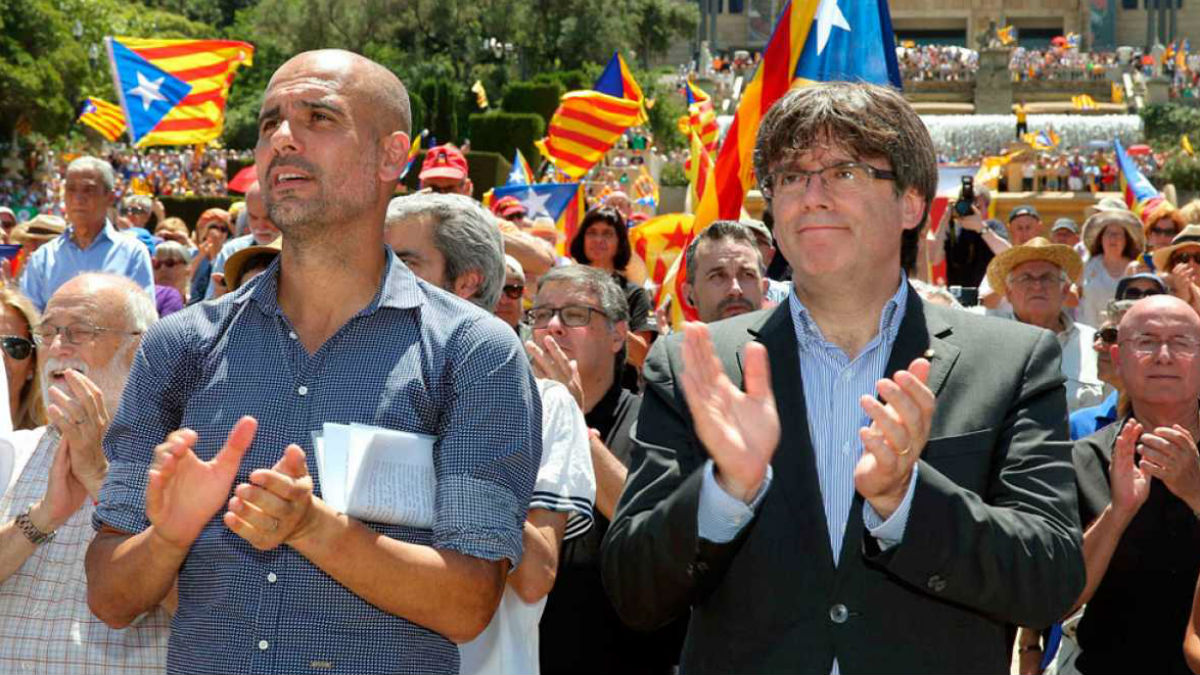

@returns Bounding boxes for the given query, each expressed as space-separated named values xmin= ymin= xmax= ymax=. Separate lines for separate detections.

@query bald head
xmin=1116 ymin=294 xmax=1200 ymax=408
xmin=270 ymin=49 xmax=411 ymax=140
xmin=1119 ymin=295 xmax=1200 ymax=336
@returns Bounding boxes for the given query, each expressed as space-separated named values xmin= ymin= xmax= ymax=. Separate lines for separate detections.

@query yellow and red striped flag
xmin=107 ymin=37 xmax=253 ymax=146
xmin=684 ymin=79 xmax=719 ymax=156
xmin=77 ymin=97 xmax=127 ymax=142
xmin=536 ymin=52 xmax=646 ymax=180
xmin=534 ymin=92 xmax=644 ymax=180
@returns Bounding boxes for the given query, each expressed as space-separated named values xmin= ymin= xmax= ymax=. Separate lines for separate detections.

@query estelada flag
xmin=691 ymin=0 xmax=901 ymax=232
xmin=106 ymin=36 xmax=253 ymax=146
xmin=77 ymin=97 xmax=127 ymax=142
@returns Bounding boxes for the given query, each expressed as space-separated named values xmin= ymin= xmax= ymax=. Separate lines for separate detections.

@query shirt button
xmin=267 ymin=572 xmax=278 ymax=583
xmin=927 ymin=574 xmax=948 ymax=593
xmin=288 ymin=331 xmax=298 ymax=340
xmin=829 ymin=603 xmax=849 ymax=624
xmin=258 ymin=640 xmax=269 ymax=651
xmin=297 ymin=385 xmax=308 ymax=396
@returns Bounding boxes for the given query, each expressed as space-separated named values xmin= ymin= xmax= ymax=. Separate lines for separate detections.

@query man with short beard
xmin=86 ymin=50 xmax=540 ymax=675
xmin=681 ymin=220 xmax=767 ymax=324
xmin=0 ymin=273 xmax=164 ymax=673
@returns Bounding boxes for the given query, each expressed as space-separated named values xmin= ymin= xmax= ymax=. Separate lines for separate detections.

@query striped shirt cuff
xmin=862 ymin=464 xmax=920 ymax=550
xmin=697 ymin=460 xmax=773 ymax=544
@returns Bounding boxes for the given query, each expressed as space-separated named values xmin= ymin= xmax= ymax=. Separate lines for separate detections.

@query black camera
xmin=953 ymin=175 xmax=975 ymax=218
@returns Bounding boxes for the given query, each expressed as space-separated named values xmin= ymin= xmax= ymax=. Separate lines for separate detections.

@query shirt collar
xmin=788 ymin=273 xmax=910 ymax=352
xmin=243 ymin=246 xmax=425 ymax=316
xmin=62 ymin=220 xmax=116 ymax=249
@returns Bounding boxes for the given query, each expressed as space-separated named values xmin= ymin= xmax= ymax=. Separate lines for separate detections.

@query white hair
xmin=66 ymin=156 xmax=116 ymax=193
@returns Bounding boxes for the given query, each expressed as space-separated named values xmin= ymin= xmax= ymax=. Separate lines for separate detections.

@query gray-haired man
xmin=385 ymin=193 xmax=505 ymax=310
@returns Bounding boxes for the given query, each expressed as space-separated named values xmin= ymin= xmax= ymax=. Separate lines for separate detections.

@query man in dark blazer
xmin=601 ymin=82 xmax=1085 ymax=674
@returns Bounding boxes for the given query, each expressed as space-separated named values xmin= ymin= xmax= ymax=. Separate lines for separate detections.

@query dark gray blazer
xmin=601 ymin=286 xmax=1085 ymax=674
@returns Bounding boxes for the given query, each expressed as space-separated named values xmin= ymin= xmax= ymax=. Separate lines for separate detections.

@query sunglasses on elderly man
xmin=502 ymin=284 xmax=525 ymax=300
xmin=0 ymin=336 xmax=34 ymax=361
xmin=1094 ymin=327 xmax=1119 ymax=345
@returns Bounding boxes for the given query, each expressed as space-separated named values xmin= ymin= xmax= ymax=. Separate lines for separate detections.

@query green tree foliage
xmin=630 ymin=0 xmax=699 ymax=69
xmin=1 ymin=0 xmax=211 ymax=140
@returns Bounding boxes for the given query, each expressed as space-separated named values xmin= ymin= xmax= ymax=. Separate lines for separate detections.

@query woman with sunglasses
xmin=188 ymin=209 xmax=231 ymax=305
xmin=153 ymin=241 xmax=191 ymax=317
xmin=0 ymin=287 xmax=43 ymax=430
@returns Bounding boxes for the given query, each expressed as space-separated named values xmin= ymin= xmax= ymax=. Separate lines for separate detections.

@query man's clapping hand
xmin=225 ymin=444 xmax=320 ymax=551
xmin=679 ymin=322 xmax=780 ymax=503
xmin=855 ymin=358 xmax=935 ymax=519
xmin=146 ymin=417 xmax=257 ymax=552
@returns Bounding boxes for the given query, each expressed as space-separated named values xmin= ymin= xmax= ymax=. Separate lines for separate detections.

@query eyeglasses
xmin=33 ymin=322 xmax=142 ymax=347
xmin=1094 ymin=327 xmax=1119 ymax=344
xmin=153 ymin=258 xmax=185 ymax=270
xmin=762 ymin=162 xmax=897 ymax=199
xmin=1150 ymin=226 xmax=1180 ymax=237
xmin=1120 ymin=334 xmax=1200 ymax=358
xmin=1170 ymin=252 xmax=1200 ymax=266
xmin=0 ymin=336 xmax=33 ymax=360
xmin=1119 ymin=287 xmax=1164 ymax=300
xmin=502 ymin=284 xmax=525 ymax=300
xmin=528 ymin=304 xmax=608 ymax=328
xmin=1008 ymin=272 xmax=1066 ymax=289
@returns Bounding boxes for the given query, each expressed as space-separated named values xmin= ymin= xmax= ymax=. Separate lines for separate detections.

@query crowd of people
xmin=0 ymin=144 xmax=251 ymax=215
xmin=1009 ymin=47 xmax=1118 ymax=82
xmin=3 ymin=46 xmax=1200 ymax=675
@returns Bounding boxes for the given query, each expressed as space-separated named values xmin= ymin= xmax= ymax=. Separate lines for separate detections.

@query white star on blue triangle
xmin=108 ymin=37 xmax=193 ymax=144
xmin=793 ymin=0 xmax=902 ymax=88
xmin=493 ymin=182 xmax=580 ymax=223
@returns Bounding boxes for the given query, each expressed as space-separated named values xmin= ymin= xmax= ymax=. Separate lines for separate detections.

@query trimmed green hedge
xmin=502 ymin=81 xmax=564 ymax=127
xmin=418 ymin=78 xmax=462 ymax=144
xmin=468 ymin=113 xmax=545 ymax=168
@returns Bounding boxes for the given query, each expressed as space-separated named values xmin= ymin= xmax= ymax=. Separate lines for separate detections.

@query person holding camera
xmin=925 ymin=181 xmax=1011 ymax=290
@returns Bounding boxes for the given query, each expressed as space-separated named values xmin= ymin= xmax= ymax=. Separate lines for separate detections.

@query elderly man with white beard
xmin=0 ymin=273 xmax=164 ymax=673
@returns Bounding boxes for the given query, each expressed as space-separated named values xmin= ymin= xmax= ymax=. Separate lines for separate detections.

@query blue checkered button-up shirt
xmin=95 ymin=250 xmax=541 ymax=675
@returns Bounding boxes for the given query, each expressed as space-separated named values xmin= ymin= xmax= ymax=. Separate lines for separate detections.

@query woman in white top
xmin=1079 ymin=209 xmax=1145 ymax=328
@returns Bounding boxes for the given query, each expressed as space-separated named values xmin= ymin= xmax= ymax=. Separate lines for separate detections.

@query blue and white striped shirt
xmin=698 ymin=277 xmax=918 ymax=558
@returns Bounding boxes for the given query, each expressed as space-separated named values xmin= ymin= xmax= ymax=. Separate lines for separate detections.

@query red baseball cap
xmin=491 ymin=196 xmax=527 ymax=220
xmin=419 ymin=145 xmax=469 ymax=182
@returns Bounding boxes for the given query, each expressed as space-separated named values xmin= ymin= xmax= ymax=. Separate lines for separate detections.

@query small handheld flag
xmin=507 ymin=149 xmax=536 ymax=186
xmin=400 ymin=129 xmax=430 ymax=180
xmin=77 ymin=97 xmax=127 ymax=142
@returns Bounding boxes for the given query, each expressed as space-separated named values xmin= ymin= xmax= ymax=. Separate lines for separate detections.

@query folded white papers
xmin=313 ymin=423 xmax=437 ymax=528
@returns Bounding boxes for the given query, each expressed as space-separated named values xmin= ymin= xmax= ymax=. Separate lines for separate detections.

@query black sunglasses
xmin=0 ymin=335 xmax=34 ymax=361
xmin=1120 ymin=287 xmax=1164 ymax=300
xmin=1094 ymin=327 xmax=1119 ymax=344
xmin=502 ymin=284 xmax=525 ymax=300
xmin=1171 ymin=252 xmax=1200 ymax=266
